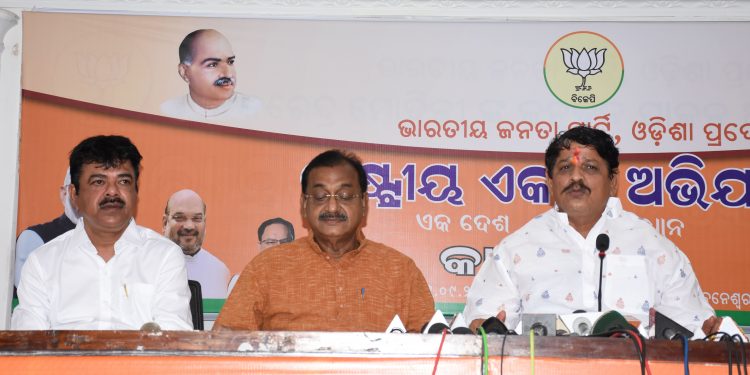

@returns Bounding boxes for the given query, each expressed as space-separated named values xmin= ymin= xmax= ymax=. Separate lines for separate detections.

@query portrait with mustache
xmin=161 ymin=29 xmax=262 ymax=121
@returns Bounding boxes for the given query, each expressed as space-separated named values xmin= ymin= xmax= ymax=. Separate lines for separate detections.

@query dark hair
xmin=300 ymin=149 xmax=368 ymax=194
xmin=178 ymin=29 xmax=209 ymax=65
xmin=544 ymin=126 xmax=619 ymax=178
xmin=257 ymin=217 xmax=295 ymax=242
xmin=69 ymin=135 xmax=143 ymax=193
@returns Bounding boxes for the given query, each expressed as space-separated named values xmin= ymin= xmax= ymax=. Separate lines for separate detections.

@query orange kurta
xmin=215 ymin=235 xmax=434 ymax=332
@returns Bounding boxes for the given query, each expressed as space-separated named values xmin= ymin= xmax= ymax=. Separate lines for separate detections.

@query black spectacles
xmin=303 ymin=192 xmax=362 ymax=205
xmin=259 ymin=238 xmax=293 ymax=246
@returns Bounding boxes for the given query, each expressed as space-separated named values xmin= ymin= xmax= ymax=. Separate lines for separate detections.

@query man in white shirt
xmin=464 ymin=126 xmax=721 ymax=335
xmin=12 ymin=135 xmax=192 ymax=330
xmin=160 ymin=29 xmax=261 ymax=123
xmin=163 ymin=189 xmax=230 ymax=298
xmin=14 ymin=168 xmax=80 ymax=287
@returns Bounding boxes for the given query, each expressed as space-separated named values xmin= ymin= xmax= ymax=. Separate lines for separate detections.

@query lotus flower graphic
xmin=561 ymin=48 xmax=606 ymax=91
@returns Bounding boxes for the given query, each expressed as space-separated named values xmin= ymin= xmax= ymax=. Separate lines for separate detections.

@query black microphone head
xmin=426 ymin=323 xmax=450 ymax=334
xmin=596 ymin=233 xmax=610 ymax=251
xmin=480 ymin=316 xmax=509 ymax=335
xmin=452 ymin=327 xmax=473 ymax=335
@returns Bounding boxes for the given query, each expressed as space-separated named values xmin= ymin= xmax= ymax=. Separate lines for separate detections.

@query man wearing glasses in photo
xmin=257 ymin=217 xmax=295 ymax=251
xmin=215 ymin=149 xmax=434 ymax=332
xmin=227 ymin=217 xmax=296 ymax=293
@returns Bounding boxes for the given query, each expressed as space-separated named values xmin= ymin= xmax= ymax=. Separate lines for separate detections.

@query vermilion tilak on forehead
xmin=572 ymin=146 xmax=581 ymax=166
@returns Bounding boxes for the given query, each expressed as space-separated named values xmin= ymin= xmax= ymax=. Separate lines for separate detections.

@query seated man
xmin=12 ymin=135 xmax=192 ymax=330
xmin=464 ymin=126 xmax=719 ymax=335
xmin=163 ymin=189 xmax=230 ymax=298
xmin=215 ymin=149 xmax=434 ymax=332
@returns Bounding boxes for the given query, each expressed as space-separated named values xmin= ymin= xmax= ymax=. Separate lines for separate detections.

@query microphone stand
xmin=597 ymin=254 xmax=604 ymax=312
xmin=596 ymin=233 xmax=609 ymax=312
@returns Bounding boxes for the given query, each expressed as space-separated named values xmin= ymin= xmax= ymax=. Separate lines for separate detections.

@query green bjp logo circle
xmin=544 ymin=31 xmax=624 ymax=109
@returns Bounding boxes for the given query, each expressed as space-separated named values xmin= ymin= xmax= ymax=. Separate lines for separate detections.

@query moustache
xmin=177 ymin=228 xmax=199 ymax=237
xmin=562 ymin=180 xmax=590 ymax=194
xmin=214 ymin=77 xmax=234 ymax=87
xmin=98 ymin=197 xmax=125 ymax=208
xmin=318 ymin=212 xmax=348 ymax=222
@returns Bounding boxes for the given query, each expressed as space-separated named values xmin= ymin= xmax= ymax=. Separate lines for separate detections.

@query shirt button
xmin=339 ymin=304 xmax=344 ymax=308
xmin=338 ymin=287 xmax=343 ymax=291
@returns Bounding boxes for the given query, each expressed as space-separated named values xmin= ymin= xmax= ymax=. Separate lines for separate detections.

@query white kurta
xmin=160 ymin=92 xmax=261 ymax=123
xmin=12 ymin=219 xmax=193 ymax=330
xmin=464 ymin=198 xmax=714 ymax=333
xmin=185 ymin=248 xmax=230 ymax=298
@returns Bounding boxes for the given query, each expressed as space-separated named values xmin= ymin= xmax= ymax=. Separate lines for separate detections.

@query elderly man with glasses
xmin=215 ymin=149 xmax=434 ymax=332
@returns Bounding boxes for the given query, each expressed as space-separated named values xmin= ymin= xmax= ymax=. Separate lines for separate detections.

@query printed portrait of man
xmin=160 ymin=29 xmax=261 ymax=122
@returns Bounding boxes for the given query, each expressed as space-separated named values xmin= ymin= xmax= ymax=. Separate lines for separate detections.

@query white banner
xmin=21 ymin=16 xmax=750 ymax=154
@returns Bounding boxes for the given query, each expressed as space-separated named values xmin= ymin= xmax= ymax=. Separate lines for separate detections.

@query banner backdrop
xmin=17 ymin=12 xmax=750 ymax=319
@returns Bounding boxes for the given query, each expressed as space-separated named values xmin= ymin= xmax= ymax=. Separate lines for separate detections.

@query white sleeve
xmin=152 ymin=246 xmax=194 ymax=330
xmin=655 ymin=240 xmax=715 ymax=334
xmin=11 ymin=252 xmax=51 ymax=330
xmin=14 ymin=230 xmax=44 ymax=287
xmin=463 ymin=243 xmax=522 ymax=329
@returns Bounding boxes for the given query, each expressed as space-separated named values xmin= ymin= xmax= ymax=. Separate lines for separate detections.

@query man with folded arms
xmin=12 ymin=135 xmax=192 ymax=330
xmin=215 ymin=149 xmax=434 ymax=332
xmin=464 ymin=126 xmax=720 ymax=335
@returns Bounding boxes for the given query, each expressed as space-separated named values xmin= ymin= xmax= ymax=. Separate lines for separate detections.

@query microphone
xmin=449 ymin=313 xmax=473 ymax=335
xmin=596 ymin=233 xmax=610 ymax=312
xmin=654 ymin=310 xmax=693 ymax=340
xmin=591 ymin=310 xmax=637 ymax=336
xmin=480 ymin=316 xmax=511 ymax=335
xmin=422 ymin=310 xmax=450 ymax=334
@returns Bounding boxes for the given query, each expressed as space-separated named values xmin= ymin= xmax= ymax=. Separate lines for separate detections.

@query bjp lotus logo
xmin=544 ymin=32 xmax=623 ymax=109
xmin=561 ymin=48 xmax=606 ymax=91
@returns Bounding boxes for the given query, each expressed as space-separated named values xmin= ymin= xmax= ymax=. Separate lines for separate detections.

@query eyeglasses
xmin=259 ymin=238 xmax=293 ymax=246
xmin=303 ymin=192 xmax=362 ymax=205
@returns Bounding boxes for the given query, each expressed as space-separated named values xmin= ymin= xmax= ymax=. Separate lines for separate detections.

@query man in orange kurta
xmin=214 ymin=150 xmax=434 ymax=332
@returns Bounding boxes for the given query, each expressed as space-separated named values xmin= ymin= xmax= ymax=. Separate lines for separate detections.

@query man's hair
xmin=163 ymin=192 xmax=207 ymax=216
xmin=257 ymin=217 xmax=295 ymax=242
xmin=300 ymin=149 xmax=368 ymax=194
xmin=69 ymin=135 xmax=143 ymax=192
xmin=178 ymin=29 xmax=210 ymax=65
xmin=544 ymin=126 xmax=619 ymax=179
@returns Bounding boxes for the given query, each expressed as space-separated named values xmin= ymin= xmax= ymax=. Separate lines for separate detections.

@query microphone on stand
xmin=596 ymin=233 xmax=610 ymax=312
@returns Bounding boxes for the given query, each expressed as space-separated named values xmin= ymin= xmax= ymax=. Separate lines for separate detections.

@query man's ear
xmin=609 ymin=171 xmax=619 ymax=196
xmin=178 ymin=63 xmax=189 ymax=83
xmin=162 ymin=214 xmax=169 ymax=233
xmin=68 ymin=184 xmax=78 ymax=208
xmin=545 ymin=172 xmax=555 ymax=206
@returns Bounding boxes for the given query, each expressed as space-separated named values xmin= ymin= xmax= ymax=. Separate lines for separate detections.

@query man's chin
xmin=182 ymin=247 xmax=201 ymax=256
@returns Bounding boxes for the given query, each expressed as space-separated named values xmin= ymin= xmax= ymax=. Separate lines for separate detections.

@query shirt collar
xmin=552 ymin=197 xmax=623 ymax=228
xmin=184 ymin=248 xmax=205 ymax=262
xmin=185 ymin=93 xmax=237 ymax=118
xmin=306 ymin=231 xmax=368 ymax=259
xmin=72 ymin=218 xmax=140 ymax=254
